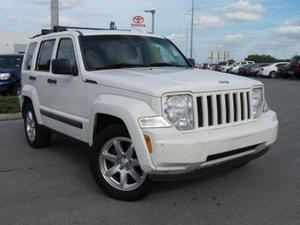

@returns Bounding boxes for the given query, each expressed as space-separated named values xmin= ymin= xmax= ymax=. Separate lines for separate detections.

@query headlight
xmin=0 ymin=73 xmax=11 ymax=81
xmin=252 ymin=87 xmax=264 ymax=119
xmin=163 ymin=94 xmax=194 ymax=131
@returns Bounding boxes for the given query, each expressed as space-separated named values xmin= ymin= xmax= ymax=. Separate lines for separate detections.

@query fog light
xmin=139 ymin=116 xmax=170 ymax=128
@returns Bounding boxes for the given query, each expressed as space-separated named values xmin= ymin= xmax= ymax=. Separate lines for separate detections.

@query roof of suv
xmin=31 ymin=27 xmax=165 ymax=40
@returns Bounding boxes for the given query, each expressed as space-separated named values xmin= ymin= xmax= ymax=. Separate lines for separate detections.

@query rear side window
xmin=276 ymin=63 xmax=286 ymax=67
xmin=24 ymin=42 xmax=37 ymax=70
xmin=56 ymin=38 xmax=77 ymax=69
xmin=36 ymin=40 xmax=55 ymax=71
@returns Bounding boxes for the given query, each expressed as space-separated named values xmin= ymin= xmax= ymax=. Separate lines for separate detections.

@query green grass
xmin=0 ymin=96 xmax=21 ymax=114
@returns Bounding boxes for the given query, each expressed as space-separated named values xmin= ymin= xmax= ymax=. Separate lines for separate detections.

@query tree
xmin=245 ymin=55 xmax=278 ymax=63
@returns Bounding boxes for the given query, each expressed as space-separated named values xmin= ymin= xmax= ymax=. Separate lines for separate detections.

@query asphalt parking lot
xmin=1 ymin=78 xmax=300 ymax=225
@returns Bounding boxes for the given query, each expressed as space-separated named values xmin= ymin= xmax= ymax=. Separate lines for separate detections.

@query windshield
xmin=80 ymin=35 xmax=190 ymax=71
xmin=0 ymin=55 xmax=23 ymax=69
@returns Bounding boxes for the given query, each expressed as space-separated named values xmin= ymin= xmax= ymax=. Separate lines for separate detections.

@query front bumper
xmin=150 ymin=146 xmax=269 ymax=181
xmin=0 ymin=81 xmax=14 ymax=92
xmin=142 ymin=110 xmax=278 ymax=175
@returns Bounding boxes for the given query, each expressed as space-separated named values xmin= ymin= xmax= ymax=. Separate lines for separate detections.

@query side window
xmin=56 ymin=38 xmax=77 ymax=70
xmin=24 ymin=42 xmax=37 ymax=70
xmin=36 ymin=40 xmax=55 ymax=72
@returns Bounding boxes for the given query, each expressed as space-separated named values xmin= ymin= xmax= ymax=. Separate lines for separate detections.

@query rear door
xmin=32 ymin=39 xmax=56 ymax=111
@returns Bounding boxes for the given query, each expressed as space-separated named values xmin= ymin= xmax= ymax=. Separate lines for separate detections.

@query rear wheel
xmin=23 ymin=103 xmax=51 ymax=148
xmin=11 ymin=82 xmax=21 ymax=96
xmin=269 ymin=71 xmax=277 ymax=79
xmin=90 ymin=124 xmax=152 ymax=201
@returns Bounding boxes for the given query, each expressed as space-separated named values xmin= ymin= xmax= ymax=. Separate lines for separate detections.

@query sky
xmin=0 ymin=0 xmax=300 ymax=62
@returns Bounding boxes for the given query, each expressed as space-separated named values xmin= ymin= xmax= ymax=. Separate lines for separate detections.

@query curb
xmin=0 ymin=113 xmax=22 ymax=121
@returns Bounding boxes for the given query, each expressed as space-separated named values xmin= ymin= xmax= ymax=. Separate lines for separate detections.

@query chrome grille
xmin=196 ymin=90 xmax=252 ymax=128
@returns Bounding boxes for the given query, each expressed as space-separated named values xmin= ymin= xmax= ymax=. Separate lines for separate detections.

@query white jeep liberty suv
xmin=21 ymin=26 xmax=278 ymax=201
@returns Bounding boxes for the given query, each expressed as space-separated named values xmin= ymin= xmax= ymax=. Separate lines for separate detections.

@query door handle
xmin=47 ymin=78 xmax=57 ymax=84
xmin=29 ymin=76 xmax=36 ymax=81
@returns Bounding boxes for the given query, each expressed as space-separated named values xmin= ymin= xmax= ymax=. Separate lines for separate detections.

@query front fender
xmin=89 ymin=94 xmax=158 ymax=172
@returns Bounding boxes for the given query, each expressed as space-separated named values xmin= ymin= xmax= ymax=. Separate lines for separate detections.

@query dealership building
xmin=0 ymin=31 xmax=36 ymax=54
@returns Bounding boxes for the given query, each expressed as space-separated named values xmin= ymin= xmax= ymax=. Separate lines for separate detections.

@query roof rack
xmin=32 ymin=26 xmax=131 ymax=38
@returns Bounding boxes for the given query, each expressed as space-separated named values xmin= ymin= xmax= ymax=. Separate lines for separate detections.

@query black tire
xmin=90 ymin=124 xmax=152 ymax=201
xmin=11 ymin=82 xmax=21 ymax=96
xmin=269 ymin=71 xmax=277 ymax=79
xmin=23 ymin=103 xmax=51 ymax=148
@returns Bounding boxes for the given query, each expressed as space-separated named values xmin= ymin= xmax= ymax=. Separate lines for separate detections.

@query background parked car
xmin=199 ymin=63 xmax=209 ymax=69
xmin=219 ymin=60 xmax=235 ymax=73
xmin=208 ymin=63 xmax=221 ymax=71
xmin=258 ymin=62 xmax=289 ymax=78
xmin=246 ymin=63 xmax=270 ymax=76
xmin=238 ymin=64 xmax=254 ymax=75
xmin=277 ymin=63 xmax=290 ymax=79
xmin=230 ymin=61 xmax=255 ymax=74
xmin=0 ymin=54 xmax=23 ymax=96
xmin=288 ymin=55 xmax=300 ymax=79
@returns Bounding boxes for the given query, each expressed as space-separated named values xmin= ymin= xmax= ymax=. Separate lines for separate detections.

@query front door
xmin=40 ymin=36 xmax=87 ymax=142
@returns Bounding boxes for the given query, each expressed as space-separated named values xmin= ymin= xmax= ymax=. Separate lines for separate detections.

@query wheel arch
xmin=88 ymin=94 xmax=158 ymax=172
xmin=21 ymin=85 xmax=43 ymax=124
xmin=93 ymin=113 xmax=127 ymax=139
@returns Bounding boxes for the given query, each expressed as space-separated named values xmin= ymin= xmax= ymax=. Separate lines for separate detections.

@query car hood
xmin=86 ymin=67 xmax=262 ymax=97
xmin=0 ymin=68 xmax=21 ymax=74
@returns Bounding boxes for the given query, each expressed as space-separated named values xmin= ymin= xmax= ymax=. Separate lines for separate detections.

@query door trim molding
xmin=40 ymin=109 xmax=83 ymax=129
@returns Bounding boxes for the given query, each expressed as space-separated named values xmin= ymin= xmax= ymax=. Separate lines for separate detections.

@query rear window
xmin=24 ymin=42 xmax=37 ymax=70
xmin=36 ymin=39 xmax=55 ymax=72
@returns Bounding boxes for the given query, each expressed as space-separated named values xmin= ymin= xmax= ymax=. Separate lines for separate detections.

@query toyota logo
xmin=133 ymin=16 xmax=144 ymax=24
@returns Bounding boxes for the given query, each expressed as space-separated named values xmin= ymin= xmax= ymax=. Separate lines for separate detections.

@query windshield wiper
xmin=94 ymin=63 xmax=151 ymax=70
xmin=149 ymin=63 xmax=188 ymax=68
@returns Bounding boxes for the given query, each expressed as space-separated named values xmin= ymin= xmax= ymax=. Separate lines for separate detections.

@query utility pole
xmin=51 ymin=0 xmax=59 ymax=28
xmin=185 ymin=27 xmax=189 ymax=56
xmin=190 ymin=0 xmax=195 ymax=59
xmin=145 ymin=9 xmax=156 ymax=34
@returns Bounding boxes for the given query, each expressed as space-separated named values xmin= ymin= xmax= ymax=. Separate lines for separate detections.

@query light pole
xmin=144 ymin=9 xmax=156 ymax=34
xmin=51 ymin=0 xmax=59 ymax=29
xmin=190 ymin=0 xmax=194 ymax=59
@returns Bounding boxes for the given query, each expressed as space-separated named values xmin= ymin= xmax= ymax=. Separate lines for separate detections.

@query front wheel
xmin=90 ymin=124 xmax=152 ymax=201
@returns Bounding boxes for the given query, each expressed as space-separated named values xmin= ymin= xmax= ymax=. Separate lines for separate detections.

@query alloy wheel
xmin=26 ymin=111 xmax=36 ymax=142
xmin=99 ymin=137 xmax=146 ymax=191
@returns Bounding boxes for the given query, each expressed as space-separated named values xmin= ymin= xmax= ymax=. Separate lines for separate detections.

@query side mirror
xmin=188 ymin=58 xmax=195 ymax=67
xmin=52 ymin=59 xmax=78 ymax=76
